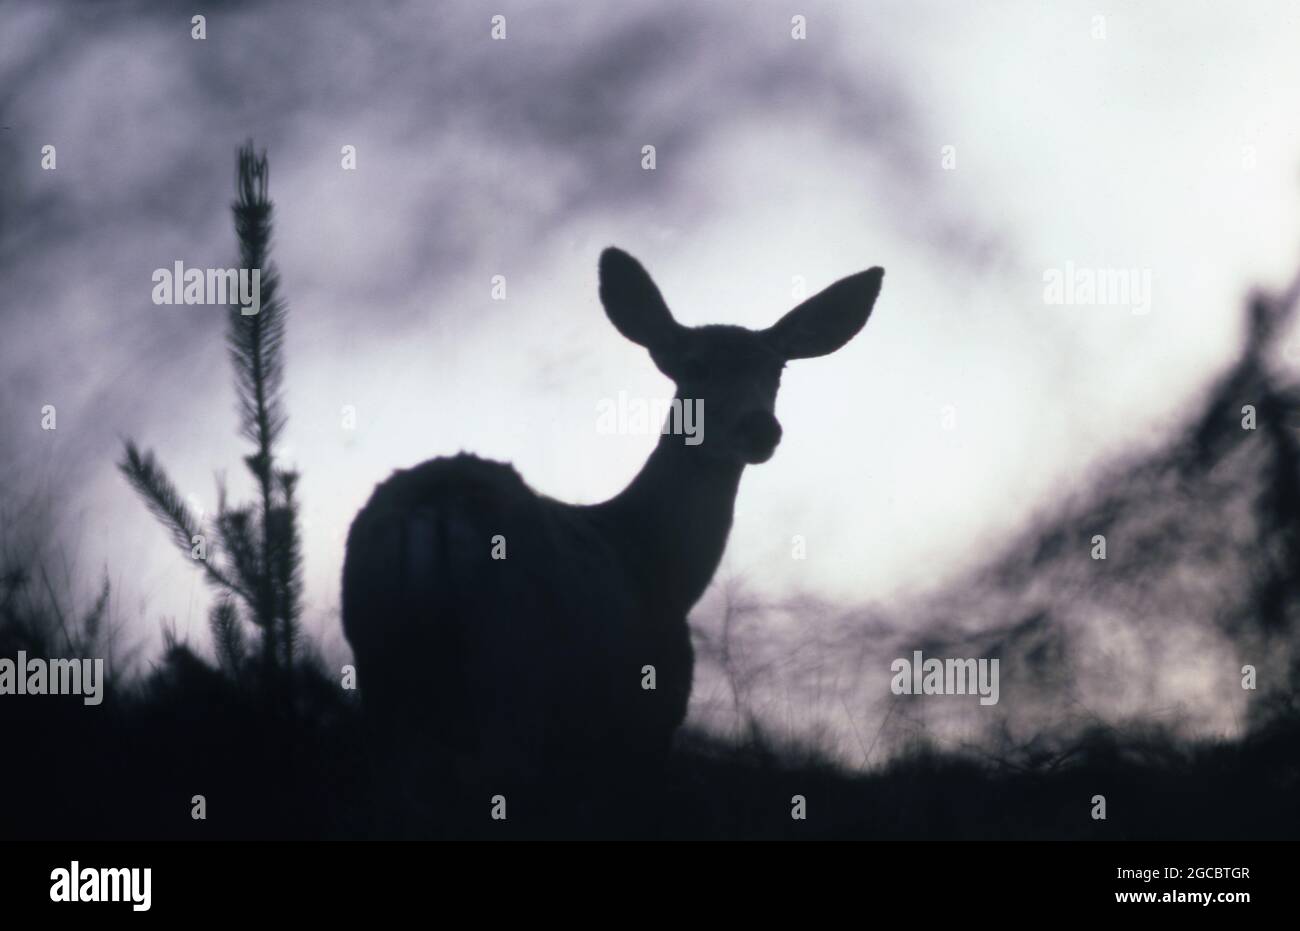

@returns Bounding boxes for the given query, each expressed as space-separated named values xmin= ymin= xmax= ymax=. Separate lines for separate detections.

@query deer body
xmin=342 ymin=248 xmax=883 ymax=787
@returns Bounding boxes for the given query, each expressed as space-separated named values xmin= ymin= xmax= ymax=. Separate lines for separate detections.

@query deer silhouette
xmin=342 ymin=248 xmax=883 ymax=804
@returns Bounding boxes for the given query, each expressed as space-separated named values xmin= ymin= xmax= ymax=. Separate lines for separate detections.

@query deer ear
xmin=599 ymin=248 xmax=684 ymax=358
xmin=765 ymin=267 xmax=884 ymax=360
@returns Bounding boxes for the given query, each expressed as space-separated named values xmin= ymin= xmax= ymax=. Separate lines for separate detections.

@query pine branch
xmin=229 ymin=143 xmax=288 ymax=466
xmin=212 ymin=504 xmax=262 ymax=619
xmin=118 ymin=441 xmax=202 ymax=554
xmin=271 ymin=468 xmax=304 ymax=670
xmin=120 ymin=142 xmax=303 ymax=701
xmin=230 ymin=141 xmax=290 ymax=684
xmin=117 ymin=440 xmax=247 ymax=600
xmin=209 ymin=598 xmax=247 ymax=677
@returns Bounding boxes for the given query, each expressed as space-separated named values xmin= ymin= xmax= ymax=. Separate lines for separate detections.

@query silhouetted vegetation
xmin=119 ymin=143 xmax=303 ymax=705
xmin=2 ymin=147 xmax=1299 ymax=840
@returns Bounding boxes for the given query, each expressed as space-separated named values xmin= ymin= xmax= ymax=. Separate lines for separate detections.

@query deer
xmin=341 ymin=248 xmax=883 ymax=813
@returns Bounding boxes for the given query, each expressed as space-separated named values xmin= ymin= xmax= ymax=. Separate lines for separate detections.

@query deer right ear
xmin=599 ymin=248 xmax=684 ymax=362
xmin=765 ymin=267 xmax=884 ymax=360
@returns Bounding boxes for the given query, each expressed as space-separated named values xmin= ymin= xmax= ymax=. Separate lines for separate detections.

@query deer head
xmin=599 ymin=247 xmax=884 ymax=464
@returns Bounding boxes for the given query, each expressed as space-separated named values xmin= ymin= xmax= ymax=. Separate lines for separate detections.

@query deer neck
xmin=592 ymin=428 xmax=745 ymax=614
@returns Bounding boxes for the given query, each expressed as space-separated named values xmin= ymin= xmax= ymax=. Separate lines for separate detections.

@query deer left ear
xmin=765 ymin=267 xmax=884 ymax=360
xmin=598 ymin=248 xmax=684 ymax=357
